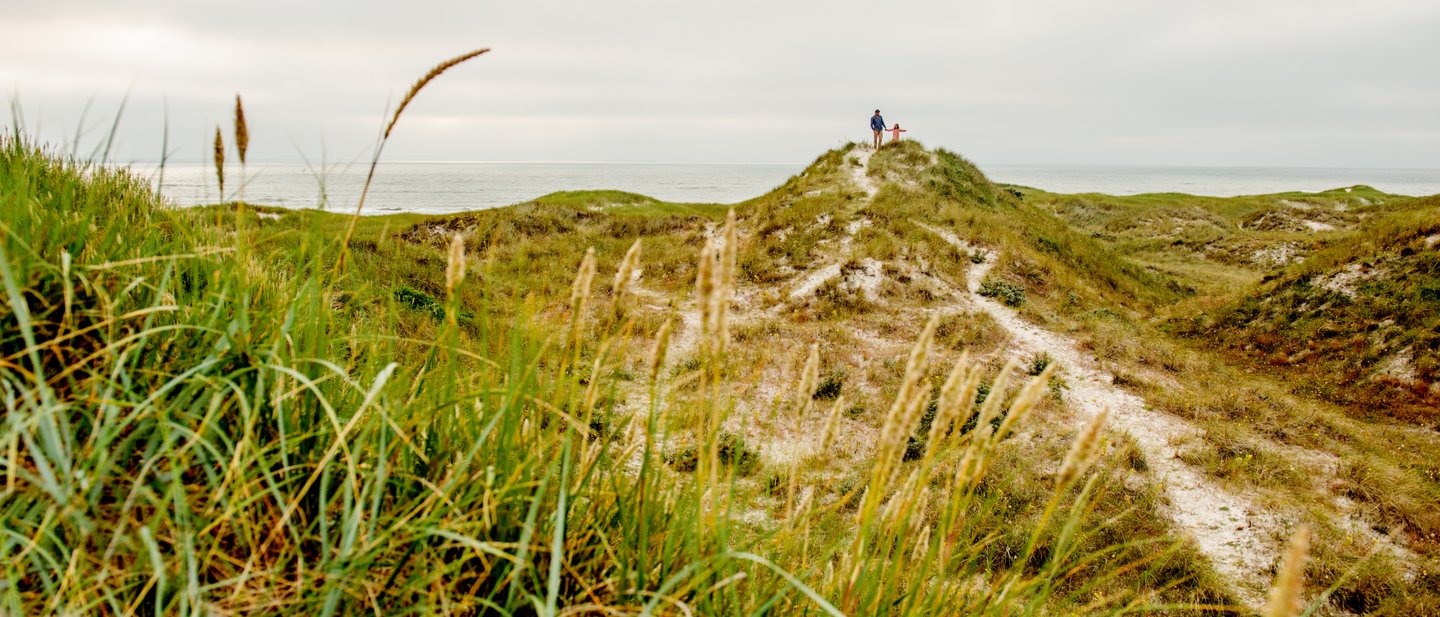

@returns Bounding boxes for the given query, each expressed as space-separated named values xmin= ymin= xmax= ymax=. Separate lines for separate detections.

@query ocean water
xmin=152 ymin=161 xmax=805 ymax=215
xmin=148 ymin=160 xmax=1440 ymax=214
xmin=986 ymin=164 xmax=1440 ymax=198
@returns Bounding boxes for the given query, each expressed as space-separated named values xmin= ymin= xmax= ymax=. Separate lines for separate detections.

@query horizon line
xmin=128 ymin=159 xmax=1440 ymax=172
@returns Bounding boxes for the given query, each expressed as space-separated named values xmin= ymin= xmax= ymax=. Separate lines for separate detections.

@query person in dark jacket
xmin=870 ymin=110 xmax=886 ymax=149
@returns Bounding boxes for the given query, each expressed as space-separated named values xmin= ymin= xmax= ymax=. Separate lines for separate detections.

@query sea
xmin=148 ymin=161 xmax=1440 ymax=215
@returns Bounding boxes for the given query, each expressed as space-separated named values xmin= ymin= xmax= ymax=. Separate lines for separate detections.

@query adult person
xmin=870 ymin=110 xmax=886 ymax=149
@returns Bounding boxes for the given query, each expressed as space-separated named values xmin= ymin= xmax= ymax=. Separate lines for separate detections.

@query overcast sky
xmin=4 ymin=0 xmax=1439 ymax=168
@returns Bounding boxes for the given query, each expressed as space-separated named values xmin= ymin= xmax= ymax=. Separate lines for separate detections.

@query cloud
xmin=3 ymin=0 xmax=1438 ymax=167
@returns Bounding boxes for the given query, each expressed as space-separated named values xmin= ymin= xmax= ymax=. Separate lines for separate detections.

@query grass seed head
xmin=212 ymin=126 xmax=225 ymax=197
xmin=912 ymin=524 xmax=933 ymax=562
xmin=994 ymin=362 xmax=1053 ymax=442
xmin=795 ymin=343 xmax=820 ymax=413
xmin=1264 ymin=525 xmax=1312 ymax=617
xmin=386 ymin=48 xmax=490 ymax=139
xmin=793 ymin=486 xmax=814 ymax=520
xmin=974 ymin=357 xmax=1018 ymax=431
xmin=569 ymin=247 xmax=597 ymax=345
xmin=897 ymin=378 xmax=931 ymax=449
xmin=936 ymin=361 xmax=982 ymax=448
xmin=697 ymin=237 xmax=733 ymax=358
xmin=870 ymin=315 xmax=941 ymax=500
xmin=612 ymin=238 xmax=642 ymax=312
xmin=582 ymin=340 xmax=612 ymax=416
xmin=882 ymin=315 xmax=940 ymax=435
xmin=953 ymin=443 xmax=980 ymax=490
xmin=445 ymin=233 xmax=466 ymax=293
xmin=233 ymin=94 xmax=249 ymax=165
xmin=696 ymin=238 xmax=716 ymax=335
xmin=884 ymin=468 xmax=924 ymax=528
xmin=570 ymin=247 xmax=597 ymax=309
xmin=819 ymin=395 xmax=845 ymax=451
xmin=1057 ymin=407 xmax=1109 ymax=489
xmin=648 ymin=318 xmax=673 ymax=382
xmin=721 ymin=208 xmax=738 ymax=292
xmin=715 ymin=211 xmax=738 ymax=353
xmin=935 ymin=351 xmax=971 ymax=425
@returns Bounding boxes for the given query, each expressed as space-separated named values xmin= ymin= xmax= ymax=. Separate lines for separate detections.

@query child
xmin=889 ymin=123 xmax=908 ymax=143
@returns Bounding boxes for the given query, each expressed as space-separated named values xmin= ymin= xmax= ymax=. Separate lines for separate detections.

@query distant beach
xmin=148 ymin=160 xmax=1440 ymax=213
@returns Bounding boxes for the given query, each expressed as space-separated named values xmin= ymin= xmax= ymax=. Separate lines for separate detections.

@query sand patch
xmin=1251 ymin=243 xmax=1302 ymax=267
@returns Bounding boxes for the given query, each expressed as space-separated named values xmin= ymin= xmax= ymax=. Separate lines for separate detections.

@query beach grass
xmin=0 ymin=129 xmax=1265 ymax=615
xmin=4 ymin=94 xmax=1437 ymax=613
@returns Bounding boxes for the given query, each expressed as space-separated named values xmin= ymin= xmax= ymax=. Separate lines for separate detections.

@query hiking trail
xmin=923 ymin=223 xmax=1282 ymax=604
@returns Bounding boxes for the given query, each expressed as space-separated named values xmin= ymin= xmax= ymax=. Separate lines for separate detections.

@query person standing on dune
xmin=890 ymin=123 xmax=907 ymax=143
xmin=870 ymin=110 xmax=886 ymax=149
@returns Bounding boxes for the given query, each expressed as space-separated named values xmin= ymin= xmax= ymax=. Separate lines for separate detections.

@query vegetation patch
xmin=979 ymin=278 xmax=1027 ymax=306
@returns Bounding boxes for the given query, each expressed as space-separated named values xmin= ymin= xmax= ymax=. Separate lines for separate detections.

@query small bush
xmin=903 ymin=399 xmax=940 ymax=461
xmin=814 ymin=369 xmax=846 ymax=400
xmin=394 ymin=285 xmax=444 ymax=319
xmin=664 ymin=431 xmax=760 ymax=476
xmin=979 ymin=279 xmax=1026 ymax=307
xmin=1029 ymin=352 xmax=1053 ymax=376
xmin=1419 ymin=283 xmax=1440 ymax=303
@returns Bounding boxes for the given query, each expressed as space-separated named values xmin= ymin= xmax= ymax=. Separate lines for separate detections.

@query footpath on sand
xmin=852 ymin=144 xmax=1283 ymax=603
xmin=632 ymin=143 xmax=1414 ymax=608
xmin=923 ymin=221 xmax=1281 ymax=606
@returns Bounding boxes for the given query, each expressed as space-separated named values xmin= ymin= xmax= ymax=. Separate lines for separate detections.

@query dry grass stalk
xmin=911 ymin=524 xmax=933 ymax=562
xmin=212 ymin=126 xmax=225 ymax=198
xmin=233 ymin=94 xmax=249 ymax=166
xmin=785 ymin=458 xmax=801 ymax=517
xmin=972 ymin=358 xmax=1018 ymax=436
xmin=581 ymin=339 xmax=614 ymax=425
xmin=932 ymin=352 xmax=971 ymax=437
xmin=445 ymin=233 xmax=466 ymax=294
xmin=648 ymin=318 xmax=673 ymax=382
xmin=794 ymin=343 xmax=820 ymax=414
xmin=721 ymin=209 xmax=737 ymax=289
xmin=336 ymin=49 xmax=489 ymax=273
xmin=819 ymin=395 xmax=845 ymax=451
xmin=867 ymin=315 xmax=940 ymax=509
xmin=610 ymin=238 xmax=642 ymax=314
xmin=951 ymin=361 xmax=1019 ymax=492
xmin=568 ymin=248 xmax=597 ymax=348
xmin=932 ymin=354 xmax=981 ymax=449
xmin=717 ymin=210 xmax=738 ymax=353
xmin=1264 ymin=525 xmax=1312 ymax=617
xmin=696 ymin=238 xmax=716 ymax=353
xmin=952 ymin=439 xmax=981 ymax=491
xmin=993 ymin=363 xmax=1053 ymax=443
xmin=896 ymin=373 xmax=931 ymax=446
xmin=908 ymin=488 xmax=930 ymax=536
xmin=1056 ymin=408 xmax=1108 ymax=489
xmin=385 ymin=48 xmax=491 ymax=140
xmin=882 ymin=468 xmax=924 ymax=528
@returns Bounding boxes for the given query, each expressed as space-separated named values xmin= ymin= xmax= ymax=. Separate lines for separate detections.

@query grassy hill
xmin=1184 ymin=197 xmax=1440 ymax=425
xmin=3 ymin=133 xmax=1438 ymax=614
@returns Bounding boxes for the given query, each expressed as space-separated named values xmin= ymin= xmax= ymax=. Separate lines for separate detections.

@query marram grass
xmin=0 ymin=132 xmax=1245 ymax=615
xmin=0 ymin=52 xmax=1345 ymax=614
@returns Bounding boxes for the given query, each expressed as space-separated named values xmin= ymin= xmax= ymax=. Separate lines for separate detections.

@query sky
xmin=4 ymin=0 xmax=1439 ymax=168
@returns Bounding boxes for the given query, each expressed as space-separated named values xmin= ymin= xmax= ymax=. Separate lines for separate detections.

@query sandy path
xmin=615 ymin=146 xmax=1417 ymax=607
xmin=759 ymin=146 xmax=882 ymax=313
xmin=848 ymin=146 xmax=878 ymax=198
xmin=642 ymin=149 xmax=1281 ymax=605
xmin=923 ymin=224 xmax=1281 ymax=605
